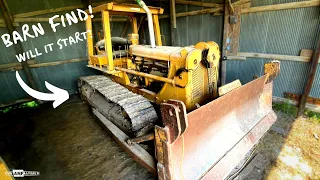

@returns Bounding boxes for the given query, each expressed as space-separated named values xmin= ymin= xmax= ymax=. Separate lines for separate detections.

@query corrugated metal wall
xmin=226 ymin=0 xmax=320 ymax=98
xmin=154 ymin=0 xmax=224 ymax=47
xmin=0 ymin=0 xmax=125 ymax=105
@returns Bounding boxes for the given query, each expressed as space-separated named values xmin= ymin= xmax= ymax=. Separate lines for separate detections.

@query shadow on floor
xmin=0 ymin=95 xmax=154 ymax=180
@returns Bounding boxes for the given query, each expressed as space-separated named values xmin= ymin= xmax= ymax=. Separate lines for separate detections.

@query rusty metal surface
xmin=160 ymin=103 xmax=182 ymax=144
xmin=161 ymin=75 xmax=276 ymax=179
xmin=264 ymin=61 xmax=280 ymax=84
xmin=127 ymin=133 xmax=155 ymax=145
xmin=201 ymin=109 xmax=276 ymax=180
xmin=167 ymin=100 xmax=188 ymax=136
xmin=155 ymin=126 xmax=172 ymax=180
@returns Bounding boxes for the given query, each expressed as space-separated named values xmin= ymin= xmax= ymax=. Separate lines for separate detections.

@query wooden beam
xmin=173 ymin=7 xmax=223 ymax=17
xmin=14 ymin=5 xmax=83 ymax=18
xmin=10 ymin=17 xmax=127 ymax=23
xmin=121 ymin=18 xmax=131 ymax=38
xmin=218 ymin=79 xmax=242 ymax=96
xmin=0 ymin=98 xmax=34 ymax=108
xmin=238 ymin=52 xmax=314 ymax=62
xmin=137 ymin=16 xmax=144 ymax=31
xmin=160 ymin=7 xmax=223 ymax=19
xmin=273 ymin=96 xmax=320 ymax=114
xmin=297 ymin=36 xmax=320 ymax=117
xmin=29 ymin=58 xmax=87 ymax=68
xmin=0 ymin=58 xmax=87 ymax=72
xmin=242 ymin=0 xmax=320 ymax=14
xmin=228 ymin=0 xmax=235 ymax=14
xmin=175 ymin=0 xmax=222 ymax=8
xmin=2 ymin=0 xmax=12 ymax=22
xmin=92 ymin=0 xmax=136 ymax=7
xmin=233 ymin=0 xmax=250 ymax=6
xmin=155 ymin=0 xmax=223 ymax=8
xmin=227 ymin=56 xmax=246 ymax=60
xmin=14 ymin=17 xmax=60 ymax=23
xmin=300 ymin=49 xmax=314 ymax=57
xmin=285 ymin=92 xmax=320 ymax=106
xmin=0 ymin=60 xmax=36 ymax=72
xmin=170 ymin=0 xmax=177 ymax=46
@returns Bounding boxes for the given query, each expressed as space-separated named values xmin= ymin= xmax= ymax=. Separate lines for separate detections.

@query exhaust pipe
xmin=136 ymin=0 xmax=156 ymax=48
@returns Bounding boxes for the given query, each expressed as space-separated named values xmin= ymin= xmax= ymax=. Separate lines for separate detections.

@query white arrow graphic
xmin=16 ymin=71 xmax=69 ymax=108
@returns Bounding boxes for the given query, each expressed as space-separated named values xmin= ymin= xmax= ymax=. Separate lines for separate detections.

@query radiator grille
xmin=192 ymin=64 xmax=205 ymax=100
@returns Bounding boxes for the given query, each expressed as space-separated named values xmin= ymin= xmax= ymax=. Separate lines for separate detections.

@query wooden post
xmin=297 ymin=36 xmax=320 ymax=117
xmin=221 ymin=0 xmax=230 ymax=85
xmin=170 ymin=0 xmax=177 ymax=46
xmin=0 ymin=0 xmax=37 ymax=90
xmin=230 ymin=6 xmax=241 ymax=55
xmin=121 ymin=18 xmax=131 ymax=38
xmin=137 ymin=16 xmax=145 ymax=31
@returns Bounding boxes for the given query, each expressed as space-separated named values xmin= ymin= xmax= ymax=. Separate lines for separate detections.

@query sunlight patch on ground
xmin=262 ymin=112 xmax=320 ymax=180
xmin=278 ymin=146 xmax=312 ymax=175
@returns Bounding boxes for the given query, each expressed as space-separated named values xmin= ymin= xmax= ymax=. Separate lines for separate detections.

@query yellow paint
xmin=152 ymin=15 xmax=162 ymax=46
xmin=106 ymin=3 xmax=164 ymax=15
xmin=0 ymin=157 xmax=14 ymax=180
xmin=131 ymin=17 xmax=138 ymax=34
xmin=102 ymin=10 xmax=114 ymax=71
xmin=85 ymin=2 xmax=221 ymax=112
xmin=90 ymin=55 xmax=107 ymax=66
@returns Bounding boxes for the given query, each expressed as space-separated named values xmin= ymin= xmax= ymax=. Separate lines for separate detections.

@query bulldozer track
xmin=78 ymin=75 xmax=158 ymax=136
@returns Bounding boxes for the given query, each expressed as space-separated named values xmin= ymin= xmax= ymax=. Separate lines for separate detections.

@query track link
xmin=78 ymin=75 xmax=158 ymax=136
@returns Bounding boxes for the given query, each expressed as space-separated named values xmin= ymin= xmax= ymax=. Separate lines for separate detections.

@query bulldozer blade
xmin=155 ymin=75 xmax=276 ymax=180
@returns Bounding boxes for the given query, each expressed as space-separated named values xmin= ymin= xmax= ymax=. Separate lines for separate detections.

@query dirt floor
xmin=235 ymin=111 xmax=320 ymax=180
xmin=0 ymin=95 xmax=154 ymax=180
xmin=1 ymin=95 xmax=320 ymax=180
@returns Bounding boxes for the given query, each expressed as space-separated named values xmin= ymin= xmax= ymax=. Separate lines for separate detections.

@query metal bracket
xmin=160 ymin=100 xmax=188 ymax=144
xmin=264 ymin=60 xmax=280 ymax=83
xmin=167 ymin=100 xmax=188 ymax=134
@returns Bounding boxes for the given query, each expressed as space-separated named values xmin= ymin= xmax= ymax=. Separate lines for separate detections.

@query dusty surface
xmin=235 ymin=111 xmax=320 ymax=180
xmin=1 ymin=96 xmax=320 ymax=180
xmin=1 ymin=95 xmax=154 ymax=180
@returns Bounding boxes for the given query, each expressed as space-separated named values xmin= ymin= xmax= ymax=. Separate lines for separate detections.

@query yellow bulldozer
xmin=78 ymin=1 xmax=280 ymax=179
